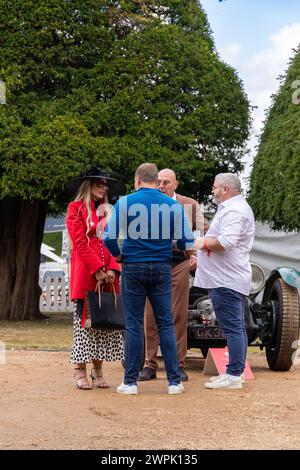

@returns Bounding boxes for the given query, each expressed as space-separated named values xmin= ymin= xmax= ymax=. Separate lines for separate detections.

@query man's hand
xmin=189 ymin=255 xmax=197 ymax=271
xmin=106 ymin=270 xmax=116 ymax=284
xmin=194 ymin=237 xmax=205 ymax=250
xmin=194 ymin=237 xmax=224 ymax=252
xmin=95 ymin=268 xmax=107 ymax=282
xmin=115 ymin=254 xmax=123 ymax=263
xmin=184 ymin=249 xmax=196 ymax=259
xmin=182 ymin=250 xmax=190 ymax=259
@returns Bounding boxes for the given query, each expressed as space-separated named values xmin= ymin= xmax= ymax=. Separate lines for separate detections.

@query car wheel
xmin=266 ymin=278 xmax=300 ymax=371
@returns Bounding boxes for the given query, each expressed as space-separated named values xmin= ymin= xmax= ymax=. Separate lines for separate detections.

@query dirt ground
xmin=1 ymin=350 xmax=300 ymax=450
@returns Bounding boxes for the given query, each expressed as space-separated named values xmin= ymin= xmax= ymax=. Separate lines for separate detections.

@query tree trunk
xmin=0 ymin=198 xmax=48 ymax=320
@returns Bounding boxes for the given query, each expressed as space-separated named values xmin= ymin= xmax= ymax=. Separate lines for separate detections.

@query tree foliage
xmin=0 ymin=0 xmax=250 ymax=210
xmin=248 ymin=46 xmax=300 ymax=231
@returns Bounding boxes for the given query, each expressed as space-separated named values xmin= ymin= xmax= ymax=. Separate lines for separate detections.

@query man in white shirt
xmin=195 ymin=173 xmax=255 ymax=390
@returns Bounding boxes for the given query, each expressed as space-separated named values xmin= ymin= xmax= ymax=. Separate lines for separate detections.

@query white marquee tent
xmin=250 ymin=222 xmax=300 ymax=276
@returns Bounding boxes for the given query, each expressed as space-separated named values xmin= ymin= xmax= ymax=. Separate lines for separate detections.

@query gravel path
xmin=1 ymin=350 xmax=300 ymax=450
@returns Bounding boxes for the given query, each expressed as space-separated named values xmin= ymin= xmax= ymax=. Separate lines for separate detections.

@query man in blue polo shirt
xmin=104 ymin=163 xmax=194 ymax=395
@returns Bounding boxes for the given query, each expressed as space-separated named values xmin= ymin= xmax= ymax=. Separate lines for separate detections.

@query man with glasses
xmin=138 ymin=168 xmax=203 ymax=383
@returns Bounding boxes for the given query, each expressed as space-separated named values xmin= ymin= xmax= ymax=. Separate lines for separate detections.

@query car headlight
xmin=250 ymin=263 xmax=266 ymax=295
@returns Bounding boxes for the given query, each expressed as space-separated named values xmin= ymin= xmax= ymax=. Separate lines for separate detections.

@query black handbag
xmin=85 ymin=284 xmax=125 ymax=330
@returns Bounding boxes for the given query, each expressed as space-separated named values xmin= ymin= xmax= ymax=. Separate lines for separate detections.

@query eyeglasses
xmin=156 ymin=180 xmax=171 ymax=186
xmin=94 ymin=180 xmax=109 ymax=189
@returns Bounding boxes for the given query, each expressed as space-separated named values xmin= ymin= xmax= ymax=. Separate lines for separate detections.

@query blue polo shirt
xmin=104 ymin=188 xmax=194 ymax=263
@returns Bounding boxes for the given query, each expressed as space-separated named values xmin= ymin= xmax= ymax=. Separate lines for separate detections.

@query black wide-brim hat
xmin=65 ymin=167 xmax=126 ymax=202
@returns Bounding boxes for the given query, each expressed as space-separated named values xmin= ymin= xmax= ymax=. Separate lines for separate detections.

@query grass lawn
xmin=42 ymin=232 xmax=62 ymax=260
xmin=0 ymin=312 xmax=73 ymax=350
xmin=0 ymin=313 xmax=266 ymax=353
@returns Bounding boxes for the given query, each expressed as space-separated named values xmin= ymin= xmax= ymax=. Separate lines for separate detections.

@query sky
xmin=200 ymin=0 xmax=300 ymax=186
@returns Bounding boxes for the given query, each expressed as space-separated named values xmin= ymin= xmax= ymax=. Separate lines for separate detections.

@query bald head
xmin=158 ymin=168 xmax=178 ymax=197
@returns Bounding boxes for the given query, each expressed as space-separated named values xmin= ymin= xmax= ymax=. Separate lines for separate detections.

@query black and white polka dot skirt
xmin=71 ymin=299 xmax=124 ymax=364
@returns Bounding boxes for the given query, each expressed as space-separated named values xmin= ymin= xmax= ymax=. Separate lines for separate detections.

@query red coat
xmin=66 ymin=199 xmax=121 ymax=301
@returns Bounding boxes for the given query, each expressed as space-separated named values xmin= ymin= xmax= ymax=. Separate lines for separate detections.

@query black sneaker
xmin=179 ymin=367 xmax=189 ymax=382
xmin=138 ymin=367 xmax=157 ymax=381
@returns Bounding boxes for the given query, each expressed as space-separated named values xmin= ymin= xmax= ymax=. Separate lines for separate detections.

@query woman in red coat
xmin=66 ymin=169 xmax=125 ymax=390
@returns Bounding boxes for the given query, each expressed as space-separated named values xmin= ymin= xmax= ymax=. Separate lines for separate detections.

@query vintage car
xmin=188 ymin=264 xmax=300 ymax=371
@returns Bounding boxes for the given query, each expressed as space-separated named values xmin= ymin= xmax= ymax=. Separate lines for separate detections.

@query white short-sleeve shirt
xmin=194 ymin=195 xmax=255 ymax=295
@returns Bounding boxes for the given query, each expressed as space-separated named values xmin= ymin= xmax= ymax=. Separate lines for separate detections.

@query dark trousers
xmin=121 ymin=262 xmax=181 ymax=386
xmin=144 ymin=260 xmax=190 ymax=369
xmin=210 ymin=287 xmax=247 ymax=376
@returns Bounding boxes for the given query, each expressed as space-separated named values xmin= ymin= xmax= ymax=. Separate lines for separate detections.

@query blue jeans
xmin=210 ymin=287 xmax=247 ymax=376
xmin=121 ymin=262 xmax=181 ymax=386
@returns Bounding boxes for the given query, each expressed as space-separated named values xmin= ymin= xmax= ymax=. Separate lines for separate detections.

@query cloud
xmin=245 ymin=23 xmax=300 ymax=130
xmin=219 ymin=23 xmax=300 ymax=185
xmin=271 ymin=23 xmax=300 ymax=54
xmin=219 ymin=42 xmax=241 ymax=66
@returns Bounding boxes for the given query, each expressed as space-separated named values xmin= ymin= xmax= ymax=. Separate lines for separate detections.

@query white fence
xmin=39 ymin=277 xmax=73 ymax=312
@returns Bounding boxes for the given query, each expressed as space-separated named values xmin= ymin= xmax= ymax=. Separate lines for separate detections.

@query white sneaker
xmin=209 ymin=373 xmax=227 ymax=382
xmin=117 ymin=381 xmax=138 ymax=395
xmin=205 ymin=375 xmax=242 ymax=390
xmin=209 ymin=373 xmax=245 ymax=384
xmin=168 ymin=383 xmax=184 ymax=395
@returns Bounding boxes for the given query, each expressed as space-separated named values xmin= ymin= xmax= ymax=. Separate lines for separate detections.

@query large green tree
xmin=0 ymin=0 xmax=250 ymax=320
xmin=248 ymin=46 xmax=300 ymax=231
